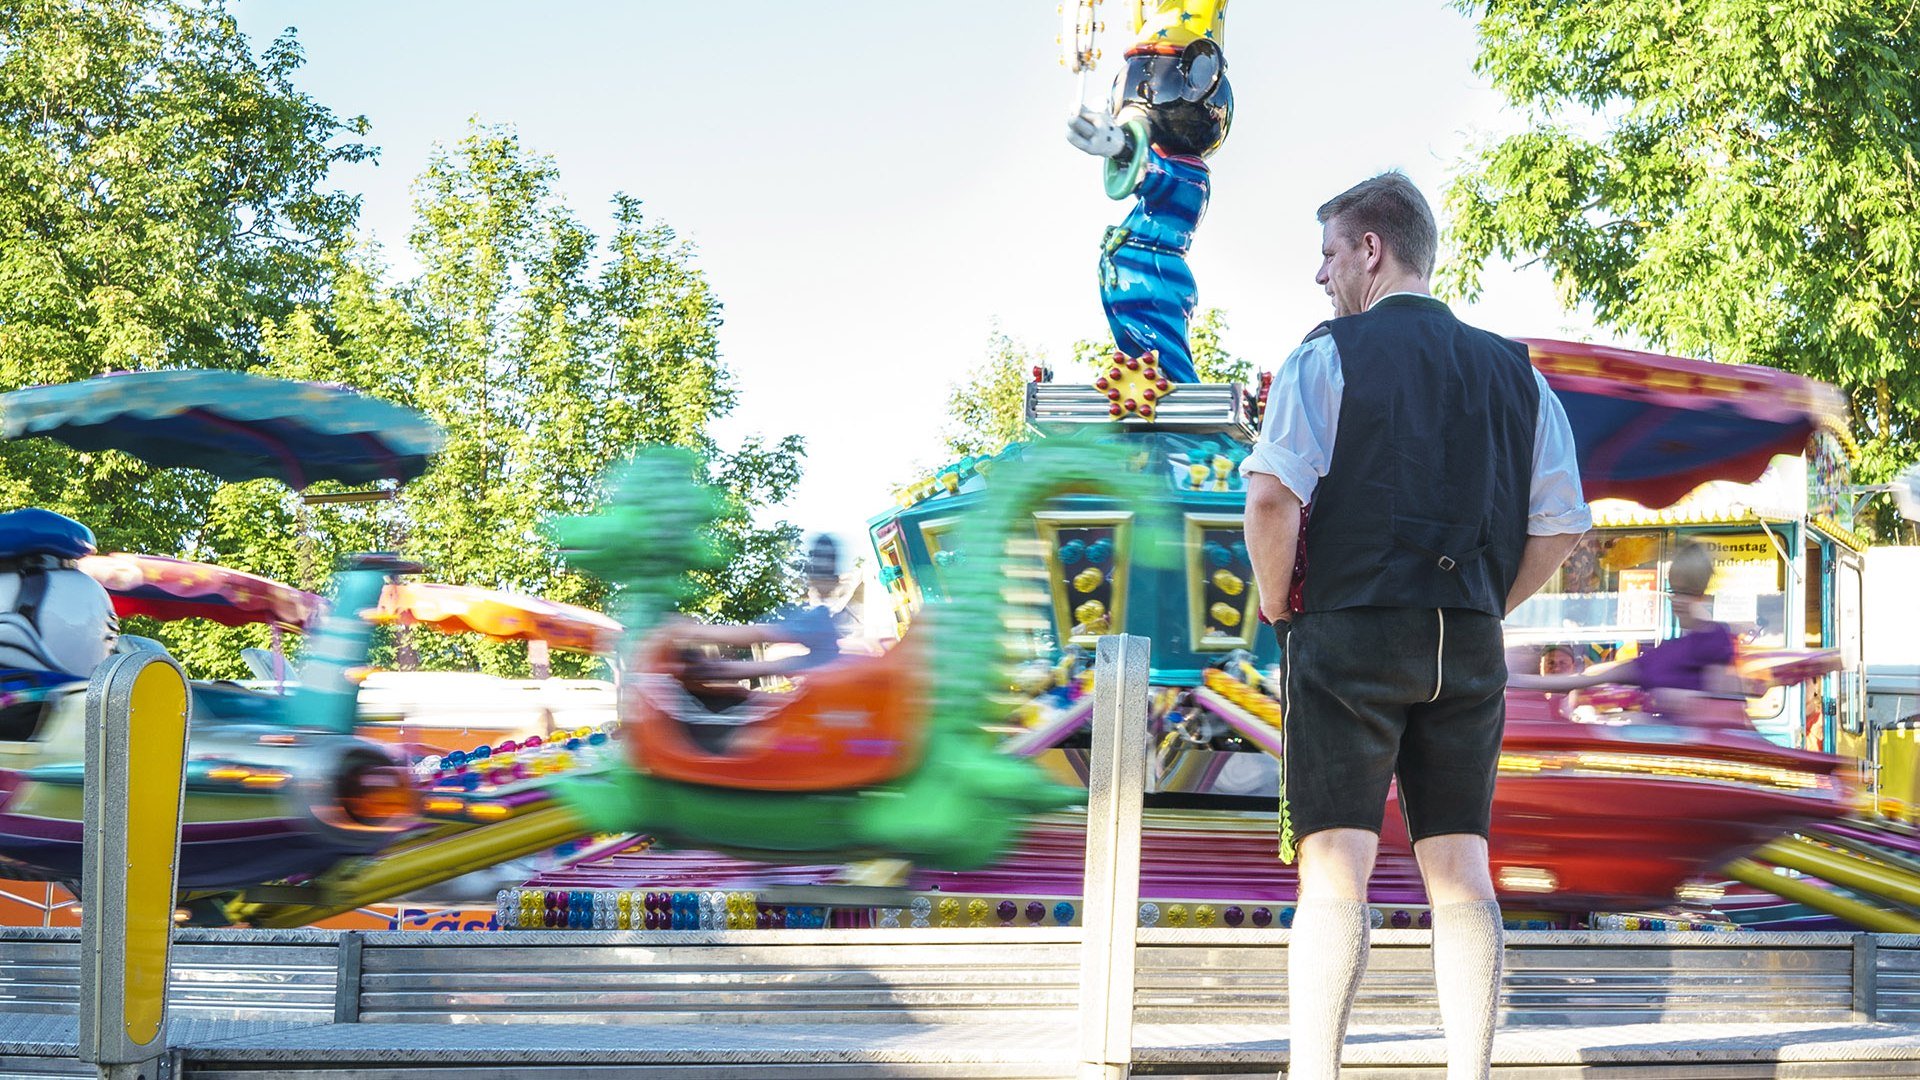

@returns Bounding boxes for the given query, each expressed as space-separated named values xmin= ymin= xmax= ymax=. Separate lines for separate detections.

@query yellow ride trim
xmin=121 ymin=662 xmax=189 ymax=1046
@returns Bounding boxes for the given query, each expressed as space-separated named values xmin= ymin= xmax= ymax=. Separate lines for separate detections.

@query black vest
xmin=1299 ymin=294 xmax=1537 ymax=618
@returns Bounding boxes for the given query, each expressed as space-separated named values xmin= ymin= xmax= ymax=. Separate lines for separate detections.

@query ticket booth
xmin=1504 ymin=428 xmax=1866 ymax=753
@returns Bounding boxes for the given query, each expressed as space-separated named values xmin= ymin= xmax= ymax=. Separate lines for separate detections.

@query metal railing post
xmin=1077 ymin=634 xmax=1151 ymax=1080
xmin=334 ymin=932 xmax=364 ymax=1024
xmin=1853 ymin=934 xmax=1879 ymax=1022
xmin=78 ymin=653 xmax=192 ymax=1080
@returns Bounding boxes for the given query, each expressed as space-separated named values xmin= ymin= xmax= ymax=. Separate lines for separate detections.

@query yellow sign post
xmin=78 ymin=652 xmax=191 ymax=1080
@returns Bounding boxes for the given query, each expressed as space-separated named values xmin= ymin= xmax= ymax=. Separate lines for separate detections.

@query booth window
xmin=870 ymin=525 xmax=918 ymax=636
xmin=1803 ymin=539 xmax=1826 ymax=649
xmin=1684 ymin=532 xmax=1794 ymax=723
xmin=1504 ymin=531 xmax=1663 ymax=641
xmin=1839 ymin=559 xmax=1864 ymax=735
xmin=1692 ymin=532 xmax=1788 ymax=649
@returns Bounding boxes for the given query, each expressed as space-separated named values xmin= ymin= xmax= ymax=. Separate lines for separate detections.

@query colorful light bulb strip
xmin=901 ymin=894 xmax=1078 ymax=928
xmin=897 ymin=895 xmax=1441 ymax=932
xmin=1591 ymin=912 xmax=1740 ymax=932
xmin=896 ymin=895 xmax=1556 ymax=932
xmin=495 ymin=888 xmax=835 ymax=930
xmin=1136 ymin=902 xmax=1430 ymax=929
xmin=482 ymin=887 xmax=1639 ymax=933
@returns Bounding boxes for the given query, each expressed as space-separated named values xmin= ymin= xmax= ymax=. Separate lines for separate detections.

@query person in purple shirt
xmin=1515 ymin=541 xmax=1744 ymax=700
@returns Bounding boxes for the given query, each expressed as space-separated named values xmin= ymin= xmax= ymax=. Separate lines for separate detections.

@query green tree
xmin=0 ymin=8 xmax=803 ymax=679
xmin=1188 ymin=309 xmax=1249 ymax=385
xmin=173 ymin=125 xmax=806 ymax=678
xmin=688 ymin=436 xmax=805 ymax=625
xmin=942 ymin=329 xmax=1041 ymax=459
xmin=1442 ymin=1 xmax=1920 ymax=496
xmin=0 ymin=0 xmax=372 ymax=555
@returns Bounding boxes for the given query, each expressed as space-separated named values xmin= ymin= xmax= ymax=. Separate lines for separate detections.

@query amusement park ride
xmin=0 ymin=0 xmax=1916 ymax=948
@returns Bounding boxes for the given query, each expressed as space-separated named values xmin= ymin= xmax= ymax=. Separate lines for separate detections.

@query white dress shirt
xmin=1240 ymin=298 xmax=1592 ymax=536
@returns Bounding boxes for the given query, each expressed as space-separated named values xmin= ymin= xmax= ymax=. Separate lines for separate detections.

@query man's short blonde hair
xmin=1316 ymin=172 xmax=1438 ymax=277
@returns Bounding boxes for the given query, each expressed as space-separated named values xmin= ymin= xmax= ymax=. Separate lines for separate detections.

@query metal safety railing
xmin=53 ymin=635 xmax=1920 ymax=1078
xmin=57 ymin=634 xmax=1162 ymax=1078
xmin=79 ymin=651 xmax=192 ymax=1080
xmin=1077 ymin=634 xmax=1153 ymax=1079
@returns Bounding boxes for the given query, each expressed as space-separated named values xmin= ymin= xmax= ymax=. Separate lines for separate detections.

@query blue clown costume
xmin=1069 ymin=19 xmax=1233 ymax=388
xmin=1100 ymin=126 xmax=1209 ymax=385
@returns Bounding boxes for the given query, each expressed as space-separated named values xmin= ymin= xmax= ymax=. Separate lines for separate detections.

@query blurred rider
xmin=675 ymin=535 xmax=848 ymax=685
xmin=1514 ymin=541 xmax=1743 ymax=706
xmin=1537 ymin=645 xmax=1582 ymax=676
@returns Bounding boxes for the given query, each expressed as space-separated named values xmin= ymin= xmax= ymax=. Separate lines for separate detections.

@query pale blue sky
xmin=234 ymin=1 xmax=1598 ymax=539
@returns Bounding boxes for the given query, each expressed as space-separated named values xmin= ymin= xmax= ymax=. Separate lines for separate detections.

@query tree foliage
xmin=214 ymin=125 xmax=806 ymax=677
xmin=1442 ymin=0 xmax=1920 ymax=490
xmin=942 ymin=329 xmax=1040 ymax=460
xmin=0 ymin=2 xmax=804 ymax=678
xmin=1187 ymin=309 xmax=1249 ymax=385
xmin=0 ymin=0 xmax=371 ymax=555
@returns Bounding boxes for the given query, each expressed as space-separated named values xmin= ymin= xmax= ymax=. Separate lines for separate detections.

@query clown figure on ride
xmin=1066 ymin=0 xmax=1232 ymax=385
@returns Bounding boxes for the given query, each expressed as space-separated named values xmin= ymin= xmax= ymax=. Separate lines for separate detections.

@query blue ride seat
xmin=0 ymin=668 xmax=82 ymax=741
xmin=0 ymin=509 xmax=96 ymax=562
xmin=0 ymin=667 xmax=84 ymax=693
xmin=0 ymin=509 xmax=114 ymax=678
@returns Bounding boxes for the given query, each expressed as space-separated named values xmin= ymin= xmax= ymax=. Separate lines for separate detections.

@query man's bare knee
xmin=1298 ymin=828 xmax=1379 ymax=901
xmin=1413 ymin=833 xmax=1496 ymax=904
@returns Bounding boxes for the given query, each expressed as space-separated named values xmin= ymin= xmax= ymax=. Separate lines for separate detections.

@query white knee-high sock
xmin=1430 ymin=900 xmax=1504 ymax=1080
xmin=1286 ymin=899 xmax=1370 ymax=1080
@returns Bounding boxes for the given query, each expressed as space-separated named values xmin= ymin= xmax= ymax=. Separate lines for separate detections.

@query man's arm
xmin=1508 ymin=370 xmax=1592 ymax=614
xmin=1508 ymin=663 xmax=1631 ymax=692
xmin=1504 ymin=531 xmax=1584 ymax=615
xmin=1245 ymin=472 xmax=1303 ymax=623
xmin=1236 ymin=334 xmax=1341 ymax=623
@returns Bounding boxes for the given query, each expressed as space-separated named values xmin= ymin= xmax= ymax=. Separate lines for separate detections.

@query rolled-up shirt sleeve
xmin=1528 ymin=369 xmax=1593 ymax=535
xmin=1238 ymin=333 xmax=1341 ymax=503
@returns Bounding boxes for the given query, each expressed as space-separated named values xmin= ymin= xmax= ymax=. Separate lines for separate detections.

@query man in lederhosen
xmin=1240 ymin=173 xmax=1589 ymax=1080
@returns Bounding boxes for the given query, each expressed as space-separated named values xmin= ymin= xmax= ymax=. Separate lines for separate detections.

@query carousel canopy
xmin=371 ymin=582 xmax=621 ymax=655
xmin=80 ymin=553 xmax=320 ymax=629
xmin=0 ymin=370 xmax=443 ymax=488
xmin=1524 ymin=340 xmax=1849 ymax=510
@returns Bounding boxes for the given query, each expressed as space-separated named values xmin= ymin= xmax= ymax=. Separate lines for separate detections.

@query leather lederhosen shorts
xmin=1278 ymin=605 xmax=1507 ymax=857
